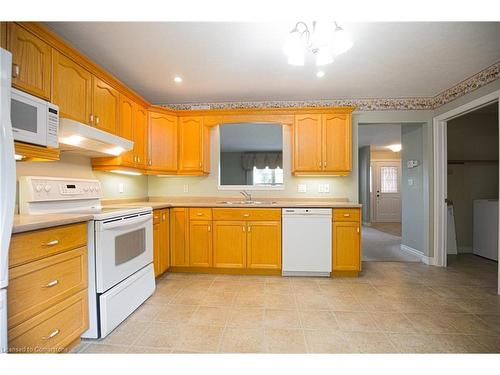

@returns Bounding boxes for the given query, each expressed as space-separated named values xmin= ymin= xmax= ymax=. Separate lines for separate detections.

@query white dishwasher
xmin=282 ymin=208 xmax=332 ymax=277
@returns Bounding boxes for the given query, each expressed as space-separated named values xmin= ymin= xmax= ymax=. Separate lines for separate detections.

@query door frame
xmin=371 ymin=158 xmax=402 ymax=223
xmin=432 ymin=90 xmax=500 ymax=293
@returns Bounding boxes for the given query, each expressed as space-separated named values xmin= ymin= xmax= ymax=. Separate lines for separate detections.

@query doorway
xmin=433 ymin=90 xmax=500 ymax=294
xmin=372 ymin=160 xmax=402 ymax=223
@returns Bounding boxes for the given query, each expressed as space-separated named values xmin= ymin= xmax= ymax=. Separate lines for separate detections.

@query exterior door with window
xmin=373 ymin=160 xmax=401 ymax=222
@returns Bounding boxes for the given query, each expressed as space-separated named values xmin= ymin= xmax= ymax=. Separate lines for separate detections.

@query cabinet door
xmin=92 ymin=77 xmax=119 ymax=134
xmin=119 ymin=94 xmax=136 ymax=165
xmin=159 ymin=209 xmax=170 ymax=273
xmin=148 ymin=112 xmax=178 ymax=172
xmin=332 ymin=221 xmax=361 ymax=271
xmin=246 ymin=221 xmax=281 ymax=270
xmin=293 ymin=114 xmax=322 ymax=172
xmin=189 ymin=221 xmax=213 ymax=267
xmin=178 ymin=116 xmax=203 ymax=173
xmin=323 ymin=113 xmax=352 ymax=173
xmin=153 ymin=218 xmax=161 ymax=277
xmin=213 ymin=221 xmax=246 ymax=269
xmin=170 ymin=208 xmax=189 ymax=267
xmin=52 ymin=50 xmax=92 ymax=124
xmin=8 ymin=23 xmax=51 ymax=100
xmin=134 ymin=106 xmax=148 ymax=168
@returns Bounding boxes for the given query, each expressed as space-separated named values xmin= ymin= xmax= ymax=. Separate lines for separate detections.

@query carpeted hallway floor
xmin=362 ymin=226 xmax=421 ymax=262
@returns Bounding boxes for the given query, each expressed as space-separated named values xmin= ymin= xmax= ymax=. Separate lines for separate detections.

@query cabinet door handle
xmin=242 ymin=226 xmax=246 ymax=232
xmin=343 ymin=213 xmax=350 ymax=217
xmin=90 ymin=114 xmax=94 ymax=125
xmin=162 ymin=214 xmax=166 ymax=220
xmin=247 ymin=225 xmax=251 ymax=232
xmin=42 ymin=279 xmax=59 ymax=288
xmin=137 ymin=156 xmax=141 ymax=163
xmin=357 ymin=227 xmax=360 ymax=233
xmin=199 ymin=162 xmax=202 ymax=167
xmin=95 ymin=116 xmax=100 ymax=125
xmin=42 ymin=328 xmax=60 ymax=340
xmin=12 ymin=63 xmax=20 ymax=78
xmin=43 ymin=240 xmax=59 ymax=247
xmin=197 ymin=212 xmax=203 ymax=216
xmin=148 ymin=159 xmax=152 ymax=166
xmin=324 ymin=161 xmax=327 ymax=167
xmin=208 ymin=225 xmax=211 ymax=232
xmin=319 ymin=161 xmax=322 ymax=168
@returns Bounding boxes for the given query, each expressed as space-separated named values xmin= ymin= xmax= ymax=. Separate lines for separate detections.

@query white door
xmin=373 ymin=160 xmax=401 ymax=222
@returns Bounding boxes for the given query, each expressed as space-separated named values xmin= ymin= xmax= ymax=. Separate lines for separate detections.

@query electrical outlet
xmin=318 ymin=183 xmax=330 ymax=193
xmin=118 ymin=183 xmax=124 ymax=193
xmin=297 ymin=184 xmax=307 ymax=193
xmin=183 ymin=184 xmax=189 ymax=193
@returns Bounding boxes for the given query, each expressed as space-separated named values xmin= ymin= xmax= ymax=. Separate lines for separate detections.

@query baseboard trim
xmin=458 ymin=246 xmax=473 ymax=254
xmin=400 ymin=244 xmax=431 ymax=264
xmin=362 ymin=221 xmax=372 ymax=226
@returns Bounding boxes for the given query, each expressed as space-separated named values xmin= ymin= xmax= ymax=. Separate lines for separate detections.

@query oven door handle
xmin=101 ymin=213 xmax=152 ymax=230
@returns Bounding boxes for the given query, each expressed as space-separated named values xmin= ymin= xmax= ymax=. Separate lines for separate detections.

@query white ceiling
xmin=44 ymin=22 xmax=500 ymax=104
xmin=220 ymin=123 xmax=282 ymax=152
xmin=358 ymin=124 xmax=401 ymax=149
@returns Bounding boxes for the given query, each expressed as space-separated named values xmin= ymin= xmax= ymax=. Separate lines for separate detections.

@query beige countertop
xmin=12 ymin=213 xmax=93 ymax=234
xmin=104 ymin=196 xmax=362 ymax=210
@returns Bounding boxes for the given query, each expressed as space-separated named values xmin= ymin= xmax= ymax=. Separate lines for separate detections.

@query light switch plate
xmin=118 ymin=183 xmax=124 ymax=193
xmin=183 ymin=184 xmax=189 ymax=193
xmin=297 ymin=184 xmax=307 ymax=193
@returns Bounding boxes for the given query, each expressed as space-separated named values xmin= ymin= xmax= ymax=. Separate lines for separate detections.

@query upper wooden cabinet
xmin=8 ymin=23 xmax=52 ymax=100
xmin=148 ymin=111 xmax=178 ymax=173
xmin=118 ymin=94 xmax=136 ymax=165
xmin=178 ymin=116 xmax=210 ymax=175
xmin=292 ymin=112 xmax=352 ymax=175
xmin=293 ymin=114 xmax=322 ymax=172
xmin=52 ymin=50 xmax=92 ymax=124
xmin=92 ymin=77 xmax=119 ymax=135
xmin=134 ymin=106 xmax=148 ymax=168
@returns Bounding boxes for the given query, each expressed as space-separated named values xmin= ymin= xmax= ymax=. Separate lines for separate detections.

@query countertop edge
xmin=12 ymin=214 xmax=93 ymax=234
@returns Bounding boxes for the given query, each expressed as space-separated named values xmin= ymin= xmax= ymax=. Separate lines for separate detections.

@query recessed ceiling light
xmin=174 ymin=76 xmax=183 ymax=83
xmin=316 ymin=71 xmax=325 ymax=78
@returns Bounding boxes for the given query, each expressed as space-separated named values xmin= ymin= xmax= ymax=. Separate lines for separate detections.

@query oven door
xmin=94 ymin=212 xmax=153 ymax=293
xmin=11 ymin=88 xmax=48 ymax=146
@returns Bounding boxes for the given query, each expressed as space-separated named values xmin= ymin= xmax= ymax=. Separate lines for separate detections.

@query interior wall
xmin=371 ymin=150 xmax=401 ymax=160
xmin=15 ymin=153 xmax=149 ymax=211
xmin=447 ymin=109 xmax=499 ymax=252
xmin=401 ymin=123 xmax=426 ymax=253
xmin=358 ymin=146 xmax=371 ymax=223
xmin=148 ymin=125 xmax=357 ymax=199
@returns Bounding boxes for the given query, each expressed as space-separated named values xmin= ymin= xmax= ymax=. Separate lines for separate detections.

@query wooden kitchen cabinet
xmin=213 ymin=221 xmax=247 ymax=269
xmin=292 ymin=112 xmax=352 ymax=175
xmin=293 ymin=114 xmax=322 ymax=172
xmin=148 ymin=111 xmax=178 ymax=173
xmin=92 ymin=77 xmax=120 ymax=134
xmin=332 ymin=208 xmax=361 ymax=276
xmin=52 ymin=50 xmax=92 ymax=125
xmin=8 ymin=23 xmax=52 ymax=100
xmin=134 ymin=106 xmax=148 ymax=168
xmin=153 ymin=209 xmax=170 ymax=277
xmin=189 ymin=221 xmax=213 ymax=267
xmin=246 ymin=221 xmax=281 ymax=270
xmin=178 ymin=116 xmax=210 ymax=175
xmin=170 ymin=208 xmax=189 ymax=267
xmin=118 ymin=94 xmax=136 ymax=165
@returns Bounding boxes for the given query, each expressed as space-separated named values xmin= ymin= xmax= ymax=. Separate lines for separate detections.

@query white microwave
xmin=11 ymin=88 xmax=59 ymax=148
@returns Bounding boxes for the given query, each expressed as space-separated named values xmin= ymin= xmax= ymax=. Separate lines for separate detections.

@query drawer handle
xmin=43 ymin=279 xmax=59 ymax=288
xmin=197 ymin=212 xmax=203 ymax=216
xmin=43 ymin=328 xmax=60 ymax=340
xmin=343 ymin=213 xmax=351 ymax=217
xmin=12 ymin=63 xmax=20 ymax=78
xmin=154 ymin=215 xmax=159 ymax=219
xmin=243 ymin=214 xmax=250 ymax=217
xmin=43 ymin=240 xmax=59 ymax=247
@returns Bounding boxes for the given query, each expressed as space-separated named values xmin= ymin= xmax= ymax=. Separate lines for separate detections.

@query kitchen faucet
xmin=240 ymin=190 xmax=252 ymax=202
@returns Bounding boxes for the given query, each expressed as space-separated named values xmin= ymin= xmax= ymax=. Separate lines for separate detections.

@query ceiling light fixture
xmin=284 ymin=21 xmax=352 ymax=67
xmin=387 ymin=144 xmax=402 ymax=152
xmin=316 ymin=70 xmax=325 ymax=78
xmin=174 ymin=76 xmax=183 ymax=83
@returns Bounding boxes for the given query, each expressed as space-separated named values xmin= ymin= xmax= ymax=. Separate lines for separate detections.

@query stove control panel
xmin=19 ymin=176 xmax=102 ymax=203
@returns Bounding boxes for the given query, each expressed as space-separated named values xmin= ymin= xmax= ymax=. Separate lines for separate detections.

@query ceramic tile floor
xmin=73 ymin=255 xmax=500 ymax=353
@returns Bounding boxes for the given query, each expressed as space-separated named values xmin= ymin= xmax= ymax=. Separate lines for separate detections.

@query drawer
xmin=8 ymin=247 xmax=87 ymax=328
xmin=333 ymin=208 xmax=361 ymax=222
xmin=8 ymin=289 xmax=88 ymax=353
xmin=153 ymin=210 xmax=162 ymax=224
xmin=189 ymin=208 xmax=212 ymax=221
xmin=10 ymin=222 xmax=87 ymax=267
xmin=213 ymin=208 xmax=281 ymax=221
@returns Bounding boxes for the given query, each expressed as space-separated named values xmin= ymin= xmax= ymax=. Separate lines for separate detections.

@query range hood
xmin=58 ymin=118 xmax=133 ymax=157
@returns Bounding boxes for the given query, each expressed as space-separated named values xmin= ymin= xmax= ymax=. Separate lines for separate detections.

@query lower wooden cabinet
xmin=170 ymin=208 xmax=190 ymax=267
xmin=213 ymin=221 xmax=247 ymax=269
xmin=246 ymin=221 xmax=282 ymax=270
xmin=332 ymin=208 xmax=362 ymax=275
xmin=8 ymin=222 xmax=89 ymax=353
xmin=153 ymin=208 xmax=170 ymax=277
xmin=189 ymin=221 xmax=213 ymax=267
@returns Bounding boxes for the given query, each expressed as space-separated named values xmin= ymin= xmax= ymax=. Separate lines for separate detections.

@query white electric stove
xmin=19 ymin=176 xmax=156 ymax=338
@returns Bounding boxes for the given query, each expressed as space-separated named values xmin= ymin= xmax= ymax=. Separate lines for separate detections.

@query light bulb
xmin=316 ymin=70 xmax=325 ymax=78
